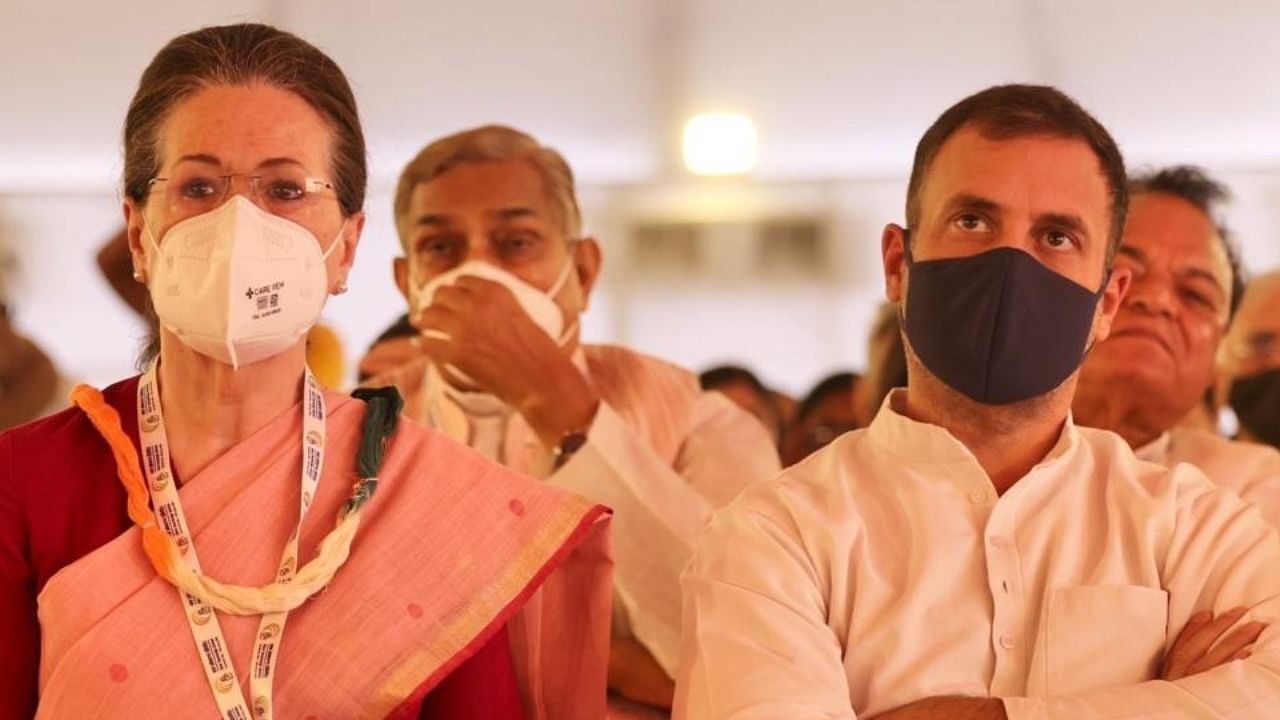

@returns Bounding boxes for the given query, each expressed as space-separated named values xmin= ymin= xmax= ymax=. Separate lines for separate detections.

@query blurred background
xmin=3 ymin=0 xmax=1280 ymax=394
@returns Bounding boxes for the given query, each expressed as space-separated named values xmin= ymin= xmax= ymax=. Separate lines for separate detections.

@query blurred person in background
xmin=677 ymin=84 xmax=1280 ymax=719
xmin=1074 ymin=166 xmax=1280 ymax=526
xmin=779 ymin=371 xmax=860 ymax=466
xmin=0 ymin=251 xmax=76 ymax=431
xmin=1221 ymin=270 xmax=1280 ymax=451
xmin=364 ymin=124 xmax=780 ymax=713
xmin=357 ymin=312 xmax=417 ymax=381
xmin=698 ymin=364 xmax=785 ymax=446
xmin=853 ymin=303 xmax=909 ymax=427
xmin=0 ymin=24 xmax=612 ymax=719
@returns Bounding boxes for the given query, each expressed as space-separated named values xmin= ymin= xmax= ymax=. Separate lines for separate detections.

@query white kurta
xmin=676 ymin=391 xmax=1280 ymax=719
xmin=372 ymin=344 xmax=780 ymax=676
xmin=1138 ymin=427 xmax=1280 ymax=529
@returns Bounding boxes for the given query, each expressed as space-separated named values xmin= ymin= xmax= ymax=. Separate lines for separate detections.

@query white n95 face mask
xmin=146 ymin=195 xmax=343 ymax=369
xmin=414 ymin=258 xmax=577 ymax=346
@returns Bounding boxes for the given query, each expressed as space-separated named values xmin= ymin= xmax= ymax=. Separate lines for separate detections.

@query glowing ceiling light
xmin=682 ymin=112 xmax=758 ymax=176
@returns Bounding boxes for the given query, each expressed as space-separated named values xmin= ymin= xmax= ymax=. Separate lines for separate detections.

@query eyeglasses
xmin=146 ymin=167 xmax=338 ymax=225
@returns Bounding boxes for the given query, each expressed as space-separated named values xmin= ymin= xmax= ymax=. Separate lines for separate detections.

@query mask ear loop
xmin=548 ymin=254 xmax=575 ymax=297
xmin=548 ymin=254 xmax=579 ymax=346
xmin=1078 ymin=266 xmax=1117 ymax=361
xmin=320 ymin=219 xmax=348 ymax=261
xmin=896 ymin=229 xmax=914 ymax=331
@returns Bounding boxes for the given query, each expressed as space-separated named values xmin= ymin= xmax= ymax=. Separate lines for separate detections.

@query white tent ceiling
xmin=4 ymin=0 xmax=1279 ymax=190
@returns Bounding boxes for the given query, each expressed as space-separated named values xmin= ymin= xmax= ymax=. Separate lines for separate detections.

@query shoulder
xmin=583 ymin=344 xmax=700 ymax=395
xmin=0 ymin=377 xmax=137 ymax=590
xmin=1073 ymin=424 xmax=1204 ymax=499
xmin=382 ymin=411 xmax=605 ymax=521
xmin=1168 ymin=428 xmax=1280 ymax=482
xmin=1165 ymin=428 xmax=1280 ymax=527
xmin=707 ymin=431 xmax=871 ymax=540
xmin=2 ymin=377 xmax=139 ymax=466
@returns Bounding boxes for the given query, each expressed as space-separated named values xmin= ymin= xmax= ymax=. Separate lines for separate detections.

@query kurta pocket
xmin=1045 ymin=584 xmax=1168 ymax=695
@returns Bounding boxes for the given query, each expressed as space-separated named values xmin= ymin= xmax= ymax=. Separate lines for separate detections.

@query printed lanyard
xmin=136 ymin=361 xmax=326 ymax=720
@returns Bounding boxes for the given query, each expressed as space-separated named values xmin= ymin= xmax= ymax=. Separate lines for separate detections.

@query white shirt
xmin=1138 ymin=427 xmax=1280 ymax=528
xmin=676 ymin=391 xmax=1280 ymax=719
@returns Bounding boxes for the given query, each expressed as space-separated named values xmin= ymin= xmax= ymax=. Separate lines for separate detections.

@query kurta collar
xmin=1135 ymin=430 xmax=1172 ymax=465
xmin=868 ymin=389 xmax=1080 ymax=474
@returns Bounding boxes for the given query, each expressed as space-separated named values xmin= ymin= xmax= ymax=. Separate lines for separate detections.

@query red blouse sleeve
xmin=0 ymin=432 xmax=39 ymax=719
xmin=415 ymin=625 xmax=526 ymax=719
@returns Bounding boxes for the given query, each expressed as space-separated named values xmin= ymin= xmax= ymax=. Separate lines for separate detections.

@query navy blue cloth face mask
xmin=1229 ymin=368 xmax=1280 ymax=448
xmin=900 ymin=234 xmax=1108 ymax=406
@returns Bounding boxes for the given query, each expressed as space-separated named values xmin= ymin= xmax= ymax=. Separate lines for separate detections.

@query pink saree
xmin=34 ymin=390 xmax=612 ymax=719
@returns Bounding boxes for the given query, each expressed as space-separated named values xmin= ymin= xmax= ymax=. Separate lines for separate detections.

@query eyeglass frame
xmin=144 ymin=172 xmax=336 ymax=206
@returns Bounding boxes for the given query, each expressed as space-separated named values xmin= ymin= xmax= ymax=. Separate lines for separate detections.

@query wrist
xmin=518 ymin=363 xmax=599 ymax=448
xmin=523 ymin=389 xmax=599 ymax=450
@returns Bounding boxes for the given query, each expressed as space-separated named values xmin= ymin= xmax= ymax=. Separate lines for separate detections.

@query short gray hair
xmin=393 ymin=125 xmax=582 ymax=247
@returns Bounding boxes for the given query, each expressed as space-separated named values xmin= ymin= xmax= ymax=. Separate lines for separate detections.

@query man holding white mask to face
xmin=364 ymin=124 xmax=781 ymax=713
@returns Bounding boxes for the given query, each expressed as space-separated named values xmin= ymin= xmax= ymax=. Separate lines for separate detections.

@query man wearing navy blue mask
xmin=676 ymin=85 xmax=1280 ymax=719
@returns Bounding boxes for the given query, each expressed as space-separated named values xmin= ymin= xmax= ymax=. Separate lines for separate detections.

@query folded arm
xmin=552 ymin=395 xmax=780 ymax=681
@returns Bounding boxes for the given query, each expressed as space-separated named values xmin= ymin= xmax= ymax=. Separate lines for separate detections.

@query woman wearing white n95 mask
xmin=0 ymin=24 xmax=611 ymax=720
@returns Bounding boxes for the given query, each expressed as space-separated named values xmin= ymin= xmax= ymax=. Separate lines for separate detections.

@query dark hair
xmin=124 ymin=23 xmax=366 ymax=216
xmin=1129 ymin=165 xmax=1245 ymax=320
xmin=795 ymin=372 xmax=859 ymax=424
xmin=699 ymin=364 xmax=770 ymax=394
xmin=906 ymin=84 xmax=1128 ymax=265
xmin=698 ymin=364 xmax=783 ymax=439
xmin=856 ymin=304 xmax=909 ymax=423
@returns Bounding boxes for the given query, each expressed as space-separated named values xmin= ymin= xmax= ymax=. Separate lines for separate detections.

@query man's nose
xmin=1124 ymin=275 xmax=1175 ymax=318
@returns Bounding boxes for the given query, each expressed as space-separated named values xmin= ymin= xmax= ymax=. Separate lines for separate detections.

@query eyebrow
xmin=1037 ymin=212 xmax=1090 ymax=240
xmin=412 ymin=206 xmax=541 ymax=229
xmin=941 ymin=193 xmax=1002 ymax=217
xmin=1180 ymin=267 xmax=1229 ymax=297
xmin=494 ymin=207 xmax=538 ymax=222
xmin=1117 ymin=245 xmax=1147 ymax=265
xmin=942 ymin=193 xmax=1093 ymax=241
xmin=170 ymin=155 xmax=307 ymax=172
xmin=413 ymin=213 xmax=450 ymax=229
xmin=1119 ymin=245 xmax=1227 ymax=297
xmin=172 ymin=153 xmax=222 ymax=167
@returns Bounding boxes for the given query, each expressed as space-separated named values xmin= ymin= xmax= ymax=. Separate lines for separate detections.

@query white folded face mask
xmin=146 ymin=195 xmax=342 ymax=369
xmin=414 ymin=258 xmax=577 ymax=346
xmin=414 ymin=257 xmax=578 ymax=399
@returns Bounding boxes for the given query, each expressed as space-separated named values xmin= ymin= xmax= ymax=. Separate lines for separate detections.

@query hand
xmin=868 ymin=696 xmax=1006 ymax=719
xmin=608 ymin=634 xmax=674 ymax=710
xmin=417 ymin=275 xmax=599 ymax=446
xmin=1161 ymin=606 xmax=1265 ymax=680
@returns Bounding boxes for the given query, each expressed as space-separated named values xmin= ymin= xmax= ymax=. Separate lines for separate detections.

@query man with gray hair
xmin=1074 ymin=166 xmax=1280 ymax=527
xmin=364 ymin=125 xmax=780 ymax=712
